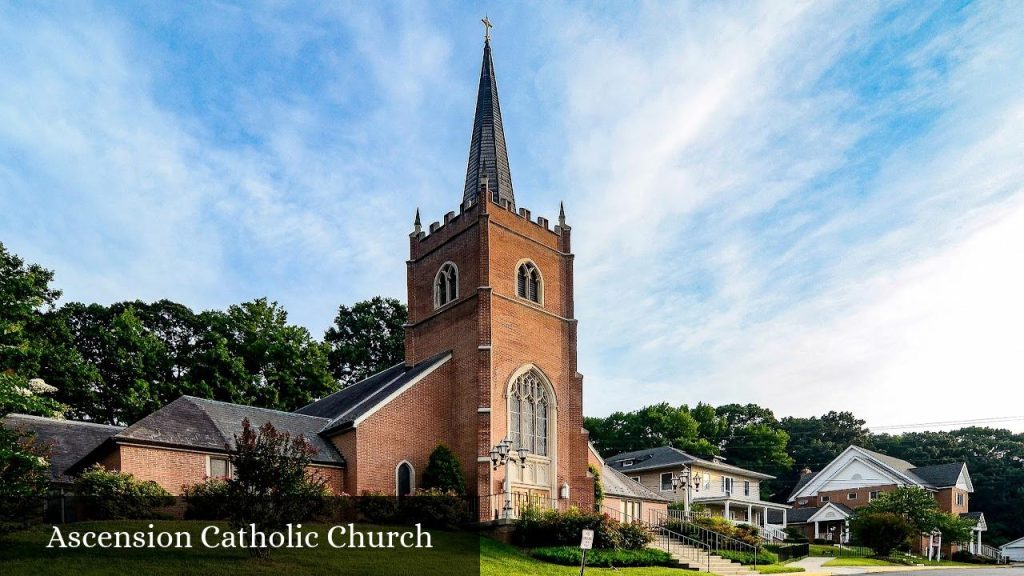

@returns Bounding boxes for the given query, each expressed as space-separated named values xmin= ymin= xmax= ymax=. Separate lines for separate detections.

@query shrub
xmin=589 ymin=464 xmax=603 ymax=509
xmin=951 ymin=551 xmax=996 ymax=565
xmin=784 ymin=526 xmax=808 ymax=543
xmin=513 ymin=507 xmax=651 ymax=550
xmin=530 ymin=546 xmax=674 ymax=567
xmin=399 ymin=488 xmax=469 ymax=529
xmin=74 ymin=465 xmax=174 ymax=519
xmin=421 ymin=445 xmax=466 ymax=495
xmin=850 ymin=512 xmax=915 ymax=557
xmin=358 ymin=490 xmax=399 ymax=524
xmin=719 ymin=549 xmax=779 ymax=565
xmin=181 ymin=478 xmax=230 ymax=520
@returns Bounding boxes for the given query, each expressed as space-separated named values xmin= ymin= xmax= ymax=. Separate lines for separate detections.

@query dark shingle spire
xmin=463 ymin=36 xmax=514 ymax=208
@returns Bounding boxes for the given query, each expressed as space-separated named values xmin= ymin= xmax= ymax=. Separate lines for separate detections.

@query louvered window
xmin=516 ymin=262 xmax=542 ymax=303
xmin=434 ymin=262 xmax=458 ymax=309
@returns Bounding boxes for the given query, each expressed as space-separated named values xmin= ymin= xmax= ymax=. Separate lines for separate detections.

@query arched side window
xmin=434 ymin=262 xmax=458 ymax=309
xmin=396 ymin=461 xmax=414 ymax=497
xmin=509 ymin=370 xmax=550 ymax=457
xmin=516 ymin=261 xmax=542 ymax=303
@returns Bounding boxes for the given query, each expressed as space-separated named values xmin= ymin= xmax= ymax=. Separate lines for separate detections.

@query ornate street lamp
xmin=670 ymin=465 xmax=694 ymax=515
xmin=491 ymin=438 xmax=530 ymax=519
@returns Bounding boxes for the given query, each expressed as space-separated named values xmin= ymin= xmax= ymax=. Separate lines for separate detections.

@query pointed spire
xmin=413 ymin=208 xmax=422 ymax=234
xmin=463 ymin=29 xmax=514 ymax=208
xmin=558 ymin=202 xmax=566 ymax=227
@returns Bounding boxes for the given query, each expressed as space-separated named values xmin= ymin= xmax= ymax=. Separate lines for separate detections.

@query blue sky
xmin=2 ymin=1 xmax=1022 ymax=431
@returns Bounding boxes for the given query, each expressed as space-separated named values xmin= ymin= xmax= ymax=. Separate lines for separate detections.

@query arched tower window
xmin=508 ymin=370 xmax=551 ymax=457
xmin=396 ymin=461 xmax=414 ymax=497
xmin=434 ymin=262 xmax=458 ymax=309
xmin=516 ymin=261 xmax=542 ymax=303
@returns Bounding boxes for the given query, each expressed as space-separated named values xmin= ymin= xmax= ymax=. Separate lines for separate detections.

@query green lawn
xmin=1 ymin=521 xmax=695 ymax=576
xmin=808 ymin=544 xmax=872 ymax=558
xmin=823 ymin=557 xmax=898 ymax=567
xmin=752 ymin=564 xmax=805 ymax=574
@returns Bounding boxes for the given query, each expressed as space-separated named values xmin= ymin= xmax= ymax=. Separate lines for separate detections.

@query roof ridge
xmin=185 ymin=396 xmax=330 ymax=422
xmin=4 ymin=413 xmax=124 ymax=429
xmin=180 ymin=396 xmax=233 ymax=448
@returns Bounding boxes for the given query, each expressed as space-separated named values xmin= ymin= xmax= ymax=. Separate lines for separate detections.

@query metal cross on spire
xmin=481 ymin=16 xmax=493 ymax=42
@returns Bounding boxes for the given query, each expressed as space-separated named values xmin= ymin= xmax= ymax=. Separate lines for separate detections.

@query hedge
xmin=718 ymin=549 xmax=779 ymax=565
xmin=531 ymin=546 xmax=674 ymax=567
xmin=513 ymin=506 xmax=654 ymax=550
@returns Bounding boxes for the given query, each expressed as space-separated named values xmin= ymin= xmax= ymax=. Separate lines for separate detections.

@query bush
xmin=850 ymin=512 xmax=915 ymax=557
xmin=589 ymin=464 xmax=603 ymax=509
xmin=719 ymin=549 xmax=779 ymax=565
xmin=358 ymin=490 xmax=399 ymax=524
xmin=399 ymin=488 xmax=469 ymax=529
xmin=531 ymin=546 xmax=673 ymax=567
xmin=182 ymin=478 xmax=230 ymax=520
xmin=951 ymin=551 xmax=996 ymax=565
xmin=74 ymin=465 xmax=174 ymax=519
xmin=784 ymin=526 xmax=808 ymax=543
xmin=421 ymin=445 xmax=466 ymax=496
xmin=513 ymin=507 xmax=652 ymax=550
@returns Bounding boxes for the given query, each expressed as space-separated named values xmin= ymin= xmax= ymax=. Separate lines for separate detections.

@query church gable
xmin=791 ymin=446 xmax=913 ymax=500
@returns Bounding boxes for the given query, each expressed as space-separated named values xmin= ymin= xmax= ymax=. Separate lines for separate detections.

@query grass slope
xmin=479 ymin=537 xmax=686 ymax=576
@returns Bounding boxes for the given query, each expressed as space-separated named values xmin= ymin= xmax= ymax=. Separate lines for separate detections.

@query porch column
xmin=763 ymin=505 xmax=768 ymax=528
xmin=977 ymin=530 xmax=982 ymax=551
xmin=814 ymin=521 xmax=819 ymax=540
xmin=782 ymin=508 xmax=787 ymax=528
xmin=725 ymin=501 xmax=730 ymax=520
xmin=747 ymin=504 xmax=753 ymax=524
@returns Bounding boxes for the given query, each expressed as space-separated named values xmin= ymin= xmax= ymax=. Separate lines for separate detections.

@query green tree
xmin=586 ymin=403 xmax=717 ymax=457
xmin=324 ymin=297 xmax=407 ymax=386
xmin=851 ymin=512 xmax=916 ymax=556
xmin=0 ymin=242 xmax=61 ymax=376
xmin=590 ymin=463 xmax=604 ymax=509
xmin=858 ymin=486 xmax=974 ymax=543
xmin=421 ymin=444 xmax=466 ymax=495
xmin=227 ymin=419 xmax=328 ymax=558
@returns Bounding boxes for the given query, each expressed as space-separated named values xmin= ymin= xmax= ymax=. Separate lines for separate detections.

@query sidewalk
xmin=787 ymin=556 xmax=1001 ymax=576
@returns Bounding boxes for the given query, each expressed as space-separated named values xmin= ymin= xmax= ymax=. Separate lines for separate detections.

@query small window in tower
xmin=516 ymin=261 xmax=542 ymax=303
xmin=434 ymin=262 xmax=458 ymax=309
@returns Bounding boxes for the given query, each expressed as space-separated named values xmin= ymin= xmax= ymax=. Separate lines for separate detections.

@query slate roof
xmin=601 ymin=464 xmax=670 ymax=503
xmin=789 ymin=472 xmax=820 ymax=501
xmin=114 ymin=396 xmax=344 ymax=465
xmin=768 ymin=503 xmax=853 ymax=524
xmin=462 ymin=38 xmax=515 ymax=208
xmin=2 ymin=414 xmax=123 ymax=482
xmin=296 ymin=350 xmax=452 ymax=435
xmin=606 ymin=446 xmax=775 ymax=480
xmin=910 ymin=462 xmax=965 ymax=488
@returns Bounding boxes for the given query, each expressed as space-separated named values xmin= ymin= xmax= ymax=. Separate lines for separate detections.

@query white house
xmin=1001 ymin=536 xmax=1024 ymax=562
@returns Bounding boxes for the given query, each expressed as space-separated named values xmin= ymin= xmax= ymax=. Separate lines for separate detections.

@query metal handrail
xmin=653 ymin=509 xmax=759 ymax=567
xmin=651 ymin=523 xmax=712 ymax=572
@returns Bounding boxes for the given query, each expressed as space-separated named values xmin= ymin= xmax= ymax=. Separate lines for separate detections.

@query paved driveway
xmin=787 ymin=558 xmax=1024 ymax=576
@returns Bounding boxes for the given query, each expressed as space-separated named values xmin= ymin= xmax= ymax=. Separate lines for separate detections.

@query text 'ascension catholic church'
xmin=300 ymin=30 xmax=593 ymax=515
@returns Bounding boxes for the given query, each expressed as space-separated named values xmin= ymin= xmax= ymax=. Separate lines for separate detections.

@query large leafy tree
xmin=324 ymin=297 xmax=407 ymax=387
xmin=586 ymin=403 xmax=719 ymax=457
xmin=0 ymin=242 xmax=61 ymax=376
xmin=856 ymin=486 xmax=974 ymax=544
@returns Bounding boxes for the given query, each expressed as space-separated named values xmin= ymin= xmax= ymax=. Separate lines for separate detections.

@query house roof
xmin=601 ymin=463 xmax=669 ymax=503
xmin=606 ymin=446 xmax=775 ymax=480
xmin=114 ymin=396 xmax=345 ymax=465
xmin=789 ymin=472 xmax=820 ymax=501
xmin=1001 ymin=535 xmax=1024 ymax=550
xmin=295 ymin=350 xmax=452 ymax=434
xmin=911 ymin=462 xmax=967 ymax=489
xmin=2 ymin=414 xmax=123 ymax=482
xmin=768 ymin=503 xmax=853 ymax=525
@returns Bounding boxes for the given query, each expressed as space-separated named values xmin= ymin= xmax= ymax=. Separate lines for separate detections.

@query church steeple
xmin=463 ymin=29 xmax=515 ymax=208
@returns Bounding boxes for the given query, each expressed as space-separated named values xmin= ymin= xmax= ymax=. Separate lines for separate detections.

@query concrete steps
xmin=651 ymin=535 xmax=758 ymax=575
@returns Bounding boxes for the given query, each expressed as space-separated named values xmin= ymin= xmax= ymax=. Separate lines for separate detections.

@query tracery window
xmin=434 ymin=262 xmax=458 ymax=308
xmin=508 ymin=371 xmax=550 ymax=456
xmin=516 ymin=261 xmax=541 ymax=303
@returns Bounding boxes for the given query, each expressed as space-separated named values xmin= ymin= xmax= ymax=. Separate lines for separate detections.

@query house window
xmin=848 ymin=492 xmax=858 ymax=500
xmin=208 ymin=456 xmax=230 ymax=479
xmin=661 ymin=472 xmax=673 ymax=491
xmin=396 ymin=461 xmax=414 ymax=497
xmin=516 ymin=261 xmax=542 ymax=303
xmin=622 ymin=500 xmax=642 ymax=522
xmin=956 ymin=493 xmax=965 ymax=506
xmin=621 ymin=459 xmax=634 ymax=467
xmin=820 ymin=495 xmax=830 ymax=503
xmin=722 ymin=476 xmax=734 ymax=495
xmin=869 ymin=491 xmax=881 ymax=500
xmin=508 ymin=370 xmax=550 ymax=456
xmin=434 ymin=262 xmax=458 ymax=308
xmin=744 ymin=481 xmax=751 ymax=497
xmin=631 ymin=477 xmax=641 ymax=483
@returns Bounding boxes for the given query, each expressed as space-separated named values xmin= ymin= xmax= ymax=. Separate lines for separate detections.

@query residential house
xmin=1000 ymin=536 xmax=1024 ymax=562
xmin=605 ymin=446 xmax=790 ymax=537
xmin=786 ymin=445 xmax=987 ymax=554
xmin=588 ymin=443 xmax=669 ymax=524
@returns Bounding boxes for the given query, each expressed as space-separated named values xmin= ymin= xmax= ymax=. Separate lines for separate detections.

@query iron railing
xmin=650 ymin=523 xmax=713 ymax=572
xmin=653 ymin=509 xmax=759 ymax=566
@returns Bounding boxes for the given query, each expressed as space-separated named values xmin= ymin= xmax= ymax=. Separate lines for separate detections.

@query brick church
xmin=5 ymin=34 xmax=594 ymax=520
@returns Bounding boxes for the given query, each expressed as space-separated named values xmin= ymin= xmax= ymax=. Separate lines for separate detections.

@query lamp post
xmin=490 ymin=438 xmax=530 ymax=519
xmin=671 ymin=466 xmax=693 ymax=515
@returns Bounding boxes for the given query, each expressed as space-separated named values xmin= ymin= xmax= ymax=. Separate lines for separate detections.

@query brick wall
xmin=115 ymin=444 xmax=208 ymax=494
xmin=934 ymin=487 xmax=969 ymax=514
xmin=794 ymin=484 xmax=897 ymax=509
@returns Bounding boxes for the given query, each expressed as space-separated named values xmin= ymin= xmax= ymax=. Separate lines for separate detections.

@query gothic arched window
xmin=516 ymin=261 xmax=542 ymax=303
xmin=509 ymin=371 xmax=551 ymax=457
xmin=396 ymin=461 xmax=414 ymax=497
xmin=434 ymin=262 xmax=458 ymax=309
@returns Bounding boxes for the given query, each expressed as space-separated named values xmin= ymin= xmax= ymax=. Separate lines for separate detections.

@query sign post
xmin=579 ymin=529 xmax=594 ymax=576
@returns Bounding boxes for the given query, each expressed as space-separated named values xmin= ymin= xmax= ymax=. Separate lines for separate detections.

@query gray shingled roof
xmin=462 ymin=38 xmax=514 ymax=208
xmin=2 ymin=414 xmax=123 ymax=482
xmin=115 ymin=396 xmax=344 ymax=465
xmin=789 ymin=471 xmax=820 ymax=501
xmin=296 ymin=350 xmax=452 ymax=435
xmin=606 ymin=446 xmax=775 ymax=480
xmin=601 ymin=464 xmax=670 ymax=503
xmin=911 ymin=462 xmax=966 ymax=488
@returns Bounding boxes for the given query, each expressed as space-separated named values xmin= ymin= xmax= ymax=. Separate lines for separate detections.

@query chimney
xmin=800 ymin=467 xmax=813 ymax=477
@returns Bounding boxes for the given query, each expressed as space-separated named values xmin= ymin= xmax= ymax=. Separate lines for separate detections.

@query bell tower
xmin=404 ymin=30 xmax=591 ymax=516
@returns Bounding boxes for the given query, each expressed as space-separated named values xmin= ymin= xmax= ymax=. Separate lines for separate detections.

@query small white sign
xmin=580 ymin=529 xmax=594 ymax=550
